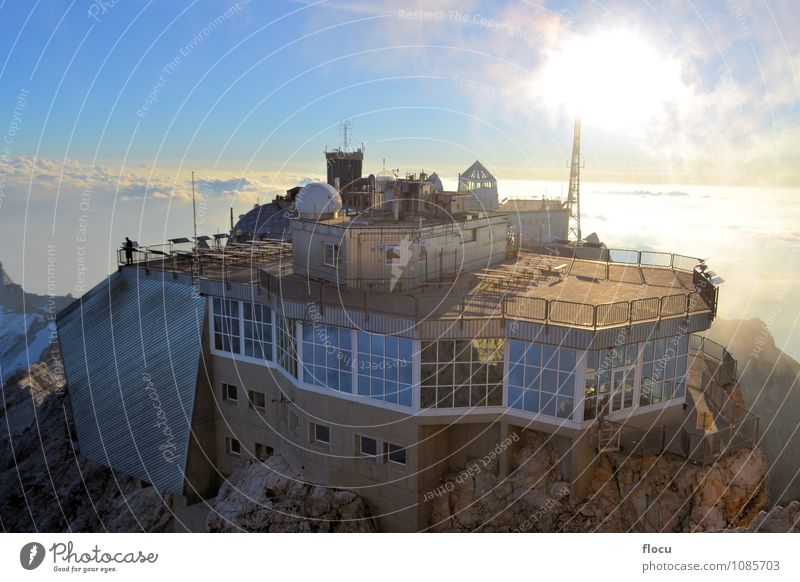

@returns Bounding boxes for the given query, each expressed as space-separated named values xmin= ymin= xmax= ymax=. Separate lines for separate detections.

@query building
xmin=497 ymin=197 xmax=570 ymax=245
xmin=458 ymin=160 xmax=499 ymax=211
xmin=56 ymin=148 xmax=747 ymax=532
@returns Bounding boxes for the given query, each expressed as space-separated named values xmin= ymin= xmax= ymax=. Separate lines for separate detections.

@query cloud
xmin=590 ymin=190 xmax=690 ymax=198
xmin=0 ymin=155 xmax=314 ymax=204
xmin=322 ymin=0 xmax=799 ymax=186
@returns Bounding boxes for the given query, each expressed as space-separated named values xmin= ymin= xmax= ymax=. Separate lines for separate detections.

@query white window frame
xmin=226 ymin=436 xmax=241 ymax=457
xmin=222 ymin=382 xmax=238 ymax=404
xmin=248 ymin=389 xmax=266 ymax=412
xmin=312 ymin=423 xmax=331 ymax=445
xmin=322 ymin=242 xmax=341 ymax=268
xmin=358 ymin=435 xmax=378 ymax=458
xmin=385 ymin=442 xmax=406 ymax=466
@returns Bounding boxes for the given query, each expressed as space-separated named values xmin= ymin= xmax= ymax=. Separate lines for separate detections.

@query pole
xmin=192 ymin=171 xmax=198 ymax=251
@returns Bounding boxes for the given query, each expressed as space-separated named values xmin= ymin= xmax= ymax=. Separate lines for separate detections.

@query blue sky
xmin=1 ymin=0 xmax=798 ymax=182
xmin=0 ymin=0 xmax=798 ymax=298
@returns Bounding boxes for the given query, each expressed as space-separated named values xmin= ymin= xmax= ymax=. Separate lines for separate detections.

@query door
xmin=610 ymin=368 xmax=635 ymax=414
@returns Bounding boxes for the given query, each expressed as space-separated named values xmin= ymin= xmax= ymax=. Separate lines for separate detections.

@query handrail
xmin=596 ymin=418 xmax=666 ymax=461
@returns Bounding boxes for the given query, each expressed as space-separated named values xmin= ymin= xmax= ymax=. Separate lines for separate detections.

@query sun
xmin=532 ymin=29 xmax=688 ymax=130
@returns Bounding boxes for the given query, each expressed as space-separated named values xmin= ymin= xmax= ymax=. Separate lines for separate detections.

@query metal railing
xmin=121 ymin=240 xmax=716 ymax=329
xmin=597 ymin=419 xmax=666 ymax=461
xmin=681 ymin=334 xmax=760 ymax=465
xmin=682 ymin=412 xmax=760 ymax=466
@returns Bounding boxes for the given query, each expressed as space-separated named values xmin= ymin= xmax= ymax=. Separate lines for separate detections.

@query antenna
xmin=341 ymin=120 xmax=351 ymax=151
xmin=191 ymin=171 xmax=198 ymax=251
xmin=566 ymin=117 xmax=584 ymax=242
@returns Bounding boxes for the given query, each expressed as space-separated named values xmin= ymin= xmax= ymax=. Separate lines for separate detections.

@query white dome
xmin=296 ymin=182 xmax=342 ymax=219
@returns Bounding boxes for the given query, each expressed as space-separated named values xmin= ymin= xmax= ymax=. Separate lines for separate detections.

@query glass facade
xmin=583 ymin=335 xmax=689 ymax=420
xmin=212 ymin=298 xmax=240 ymax=353
xmin=356 ymin=330 xmax=413 ymax=407
xmin=302 ymin=322 xmax=354 ymax=393
xmin=640 ymin=334 xmax=689 ymax=407
xmin=508 ymin=341 xmax=576 ymax=419
xmin=420 ymin=339 xmax=504 ymax=408
xmin=243 ymin=302 xmax=272 ymax=360
xmin=276 ymin=315 xmax=297 ymax=378
xmin=209 ymin=295 xmax=690 ymax=421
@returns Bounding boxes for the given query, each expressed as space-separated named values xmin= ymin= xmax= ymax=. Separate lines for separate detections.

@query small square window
xmin=255 ymin=442 xmax=273 ymax=461
xmin=248 ymin=390 xmax=266 ymax=411
xmin=226 ymin=437 xmax=241 ymax=457
xmin=312 ymin=423 xmax=330 ymax=444
xmin=222 ymin=383 xmax=238 ymax=403
xmin=358 ymin=435 xmax=377 ymax=457
xmin=385 ymin=442 xmax=406 ymax=466
xmin=323 ymin=242 xmax=341 ymax=268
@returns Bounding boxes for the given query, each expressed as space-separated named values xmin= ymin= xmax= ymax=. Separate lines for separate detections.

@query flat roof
xmin=123 ymin=245 xmax=709 ymax=329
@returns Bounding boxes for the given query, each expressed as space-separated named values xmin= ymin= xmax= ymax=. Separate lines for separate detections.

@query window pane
xmin=523 ymin=389 xmax=540 ymax=412
xmin=388 ymin=444 xmax=406 ymax=464
xmin=560 ymin=348 xmax=576 ymax=371
xmin=509 ymin=363 xmax=524 ymax=387
xmin=360 ymin=436 xmax=377 ymax=456
xmin=526 ymin=343 xmax=541 ymax=366
xmin=557 ymin=396 xmax=573 ymax=419
xmin=510 ymin=340 xmax=525 ymax=364
xmin=542 ymin=345 xmax=557 ymax=369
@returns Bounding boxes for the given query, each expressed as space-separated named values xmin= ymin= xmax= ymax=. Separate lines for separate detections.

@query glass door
xmin=610 ymin=368 xmax=635 ymax=414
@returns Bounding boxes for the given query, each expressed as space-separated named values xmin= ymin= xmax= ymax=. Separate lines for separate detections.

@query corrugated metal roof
xmin=57 ymin=270 xmax=205 ymax=495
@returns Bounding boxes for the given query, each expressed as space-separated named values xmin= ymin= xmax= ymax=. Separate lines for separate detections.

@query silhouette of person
xmin=124 ymin=237 xmax=134 ymax=265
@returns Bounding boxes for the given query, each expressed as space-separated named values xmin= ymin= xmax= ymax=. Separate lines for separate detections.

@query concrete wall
xmin=507 ymin=209 xmax=569 ymax=244
xmin=209 ymin=354 xmax=420 ymax=531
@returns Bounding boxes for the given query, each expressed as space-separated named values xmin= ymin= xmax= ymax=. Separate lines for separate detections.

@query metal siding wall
xmin=57 ymin=270 xmax=205 ymax=494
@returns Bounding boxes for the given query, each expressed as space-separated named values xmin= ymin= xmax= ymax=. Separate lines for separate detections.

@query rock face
xmin=0 ymin=359 xmax=176 ymax=532
xmin=207 ymin=456 xmax=377 ymax=533
xmin=739 ymin=500 xmax=800 ymax=532
xmin=428 ymin=430 xmax=769 ymax=532
xmin=708 ymin=318 xmax=800 ymax=505
xmin=0 ymin=262 xmax=72 ymax=381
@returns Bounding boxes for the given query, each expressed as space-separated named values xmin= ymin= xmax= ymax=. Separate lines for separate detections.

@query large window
xmin=212 ymin=298 xmax=240 ymax=353
xmin=640 ymin=334 xmax=688 ymax=407
xmin=583 ymin=343 xmax=638 ymax=420
xmin=356 ymin=331 xmax=413 ymax=407
xmin=302 ymin=322 xmax=354 ymax=393
xmin=243 ymin=302 xmax=272 ymax=360
xmin=583 ymin=335 xmax=689 ymax=420
xmin=276 ymin=315 xmax=297 ymax=378
xmin=212 ymin=298 xmax=273 ymax=362
xmin=508 ymin=341 xmax=576 ymax=419
xmin=420 ymin=339 xmax=504 ymax=408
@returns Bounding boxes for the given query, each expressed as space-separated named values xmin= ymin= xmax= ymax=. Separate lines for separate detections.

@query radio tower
xmin=566 ymin=117 xmax=583 ymax=242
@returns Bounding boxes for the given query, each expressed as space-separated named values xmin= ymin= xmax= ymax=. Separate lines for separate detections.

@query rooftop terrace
xmin=119 ymin=241 xmax=716 ymax=330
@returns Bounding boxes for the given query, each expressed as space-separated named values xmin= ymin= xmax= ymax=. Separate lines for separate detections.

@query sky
xmin=0 ymin=0 xmax=798 ymax=353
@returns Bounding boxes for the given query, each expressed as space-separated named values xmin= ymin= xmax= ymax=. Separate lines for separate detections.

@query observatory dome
xmin=296 ymin=182 xmax=342 ymax=219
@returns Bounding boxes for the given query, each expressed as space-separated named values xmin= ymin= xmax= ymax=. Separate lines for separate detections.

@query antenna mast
xmin=566 ymin=117 xmax=583 ymax=242
xmin=341 ymin=120 xmax=350 ymax=151
xmin=191 ymin=171 xmax=198 ymax=250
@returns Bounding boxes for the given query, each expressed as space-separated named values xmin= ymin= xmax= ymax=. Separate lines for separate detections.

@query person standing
xmin=124 ymin=237 xmax=134 ymax=265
